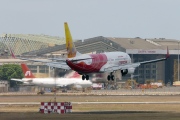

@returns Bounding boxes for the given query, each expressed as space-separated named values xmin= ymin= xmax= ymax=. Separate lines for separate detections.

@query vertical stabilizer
xmin=21 ymin=63 xmax=35 ymax=78
xmin=64 ymin=22 xmax=79 ymax=58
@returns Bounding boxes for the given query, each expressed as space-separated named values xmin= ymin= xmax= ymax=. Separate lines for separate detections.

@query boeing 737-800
xmin=46 ymin=22 xmax=169 ymax=81
xmin=22 ymin=22 xmax=169 ymax=81
xmin=11 ymin=63 xmax=92 ymax=88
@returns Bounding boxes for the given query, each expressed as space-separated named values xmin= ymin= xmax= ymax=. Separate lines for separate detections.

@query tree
xmin=0 ymin=64 xmax=23 ymax=87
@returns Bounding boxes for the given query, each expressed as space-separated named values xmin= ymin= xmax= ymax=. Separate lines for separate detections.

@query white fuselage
xmin=22 ymin=78 xmax=92 ymax=88
xmin=67 ymin=52 xmax=132 ymax=73
xmin=99 ymin=52 xmax=132 ymax=72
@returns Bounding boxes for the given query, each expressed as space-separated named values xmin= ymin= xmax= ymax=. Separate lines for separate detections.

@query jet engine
xmin=121 ymin=67 xmax=135 ymax=76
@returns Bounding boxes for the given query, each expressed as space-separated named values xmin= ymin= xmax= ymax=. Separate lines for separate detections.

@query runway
xmin=1 ymin=101 xmax=180 ymax=105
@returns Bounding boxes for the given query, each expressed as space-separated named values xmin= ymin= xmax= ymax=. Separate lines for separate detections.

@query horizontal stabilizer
xmin=70 ymin=58 xmax=93 ymax=62
xmin=11 ymin=79 xmax=23 ymax=82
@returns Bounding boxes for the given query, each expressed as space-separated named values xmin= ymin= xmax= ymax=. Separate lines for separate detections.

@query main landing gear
xmin=107 ymin=72 xmax=115 ymax=81
xmin=82 ymin=75 xmax=89 ymax=80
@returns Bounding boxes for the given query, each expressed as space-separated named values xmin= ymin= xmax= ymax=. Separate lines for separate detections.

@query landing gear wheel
xmin=85 ymin=75 xmax=89 ymax=80
xmin=111 ymin=75 xmax=115 ymax=81
xmin=107 ymin=75 xmax=111 ymax=81
xmin=82 ymin=75 xmax=85 ymax=80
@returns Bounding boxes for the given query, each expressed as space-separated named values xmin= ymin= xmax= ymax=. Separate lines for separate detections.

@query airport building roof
xmin=104 ymin=37 xmax=180 ymax=55
xmin=4 ymin=34 xmax=65 ymax=45
xmin=0 ymin=34 xmax=66 ymax=56
xmin=108 ymin=37 xmax=179 ymax=50
xmin=21 ymin=36 xmax=180 ymax=56
xmin=107 ymin=37 xmax=162 ymax=49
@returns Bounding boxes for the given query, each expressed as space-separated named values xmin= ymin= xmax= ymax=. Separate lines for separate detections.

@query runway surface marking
xmin=1 ymin=101 xmax=180 ymax=105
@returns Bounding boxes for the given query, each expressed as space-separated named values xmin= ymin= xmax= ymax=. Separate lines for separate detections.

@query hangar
xmin=0 ymin=34 xmax=180 ymax=84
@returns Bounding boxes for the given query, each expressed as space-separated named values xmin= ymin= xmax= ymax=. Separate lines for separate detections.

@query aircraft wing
xmin=46 ymin=58 xmax=93 ymax=70
xmin=20 ymin=57 xmax=92 ymax=70
xmin=48 ymin=58 xmax=66 ymax=61
xmin=20 ymin=57 xmax=70 ymax=69
xmin=11 ymin=79 xmax=23 ymax=82
xmin=139 ymin=57 xmax=168 ymax=65
xmin=104 ymin=57 xmax=168 ymax=72
xmin=120 ymin=57 xmax=168 ymax=70
xmin=20 ymin=58 xmax=62 ymax=63
xmin=46 ymin=63 xmax=71 ymax=70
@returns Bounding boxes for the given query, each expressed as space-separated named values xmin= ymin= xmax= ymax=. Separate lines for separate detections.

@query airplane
xmin=22 ymin=22 xmax=170 ymax=81
xmin=46 ymin=22 xmax=169 ymax=80
xmin=11 ymin=63 xmax=92 ymax=89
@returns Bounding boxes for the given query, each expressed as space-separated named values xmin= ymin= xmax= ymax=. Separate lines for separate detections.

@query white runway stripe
xmin=1 ymin=101 xmax=180 ymax=105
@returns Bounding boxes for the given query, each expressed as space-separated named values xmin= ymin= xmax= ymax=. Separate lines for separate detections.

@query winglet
xmin=64 ymin=22 xmax=77 ymax=58
xmin=21 ymin=63 xmax=35 ymax=78
xmin=166 ymin=46 xmax=170 ymax=59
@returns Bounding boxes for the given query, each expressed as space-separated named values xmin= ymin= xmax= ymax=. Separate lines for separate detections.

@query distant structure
xmin=0 ymin=34 xmax=65 ymax=56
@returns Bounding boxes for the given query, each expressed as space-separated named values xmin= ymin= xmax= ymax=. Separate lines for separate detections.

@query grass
xmin=1 ymin=112 xmax=180 ymax=120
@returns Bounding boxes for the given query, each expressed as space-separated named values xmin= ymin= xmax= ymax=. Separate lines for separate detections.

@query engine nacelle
xmin=121 ymin=67 xmax=135 ymax=76
xmin=121 ymin=69 xmax=128 ymax=76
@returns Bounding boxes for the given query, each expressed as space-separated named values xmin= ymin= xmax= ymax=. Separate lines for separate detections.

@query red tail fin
xmin=21 ymin=63 xmax=35 ymax=78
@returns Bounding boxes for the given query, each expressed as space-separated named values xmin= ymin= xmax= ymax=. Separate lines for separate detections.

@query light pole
xmin=130 ymin=40 xmax=134 ymax=63
xmin=178 ymin=41 xmax=179 ymax=81
xmin=54 ymin=68 xmax=57 ymax=102
xmin=130 ymin=40 xmax=134 ymax=89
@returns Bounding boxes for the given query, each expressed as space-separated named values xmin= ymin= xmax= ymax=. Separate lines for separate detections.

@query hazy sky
xmin=0 ymin=0 xmax=180 ymax=40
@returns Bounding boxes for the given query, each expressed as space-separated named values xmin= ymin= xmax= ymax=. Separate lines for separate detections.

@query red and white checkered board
xmin=64 ymin=102 xmax=72 ymax=113
xmin=40 ymin=102 xmax=72 ymax=114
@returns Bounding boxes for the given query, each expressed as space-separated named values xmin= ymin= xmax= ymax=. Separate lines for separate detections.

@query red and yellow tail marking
xmin=64 ymin=22 xmax=77 ymax=58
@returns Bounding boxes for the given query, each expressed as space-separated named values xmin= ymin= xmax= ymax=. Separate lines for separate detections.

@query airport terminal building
xmin=0 ymin=34 xmax=180 ymax=84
